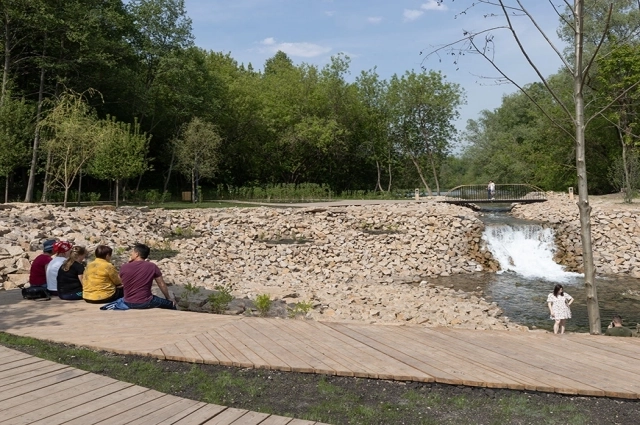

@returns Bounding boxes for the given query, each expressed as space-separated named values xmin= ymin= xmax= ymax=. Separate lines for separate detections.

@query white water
xmin=483 ymin=224 xmax=581 ymax=282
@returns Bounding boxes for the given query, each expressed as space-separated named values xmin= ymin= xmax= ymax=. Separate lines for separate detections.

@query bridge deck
xmin=1 ymin=291 xmax=640 ymax=400
xmin=441 ymin=199 xmax=547 ymax=205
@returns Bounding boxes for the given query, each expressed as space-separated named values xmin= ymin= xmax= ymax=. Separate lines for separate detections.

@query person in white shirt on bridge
xmin=487 ymin=180 xmax=496 ymax=200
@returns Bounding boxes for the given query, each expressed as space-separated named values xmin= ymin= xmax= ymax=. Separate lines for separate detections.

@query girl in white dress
xmin=547 ymin=284 xmax=573 ymax=334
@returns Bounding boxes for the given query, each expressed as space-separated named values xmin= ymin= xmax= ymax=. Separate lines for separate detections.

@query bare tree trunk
xmin=191 ymin=168 xmax=195 ymax=204
xmin=428 ymin=152 xmax=440 ymax=195
xmin=115 ymin=179 xmax=120 ymax=208
xmin=25 ymin=48 xmax=46 ymax=202
xmin=77 ymin=170 xmax=82 ymax=205
xmin=1 ymin=13 xmax=10 ymax=107
xmin=375 ymin=160 xmax=384 ymax=192
xmin=163 ymin=145 xmax=175 ymax=194
xmin=40 ymin=149 xmax=51 ymax=202
xmin=4 ymin=175 xmax=8 ymax=203
xmin=63 ymin=186 xmax=69 ymax=208
xmin=574 ymin=0 xmax=600 ymax=334
xmin=410 ymin=156 xmax=432 ymax=196
xmin=387 ymin=159 xmax=392 ymax=192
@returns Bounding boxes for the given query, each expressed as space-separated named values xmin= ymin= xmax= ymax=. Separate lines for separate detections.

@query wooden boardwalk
xmin=0 ymin=345 xmax=324 ymax=425
xmin=1 ymin=290 xmax=640 ymax=400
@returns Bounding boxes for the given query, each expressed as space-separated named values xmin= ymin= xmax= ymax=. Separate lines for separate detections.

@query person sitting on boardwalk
xmin=83 ymin=245 xmax=123 ymax=304
xmin=46 ymin=241 xmax=73 ymax=296
xmin=57 ymin=246 xmax=87 ymax=301
xmin=120 ymin=243 xmax=176 ymax=310
xmin=547 ymin=283 xmax=573 ymax=334
xmin=28 ymin=239 xmax=56 ymax=288
xmin=605 ymin=315 xmax=633 ymax=337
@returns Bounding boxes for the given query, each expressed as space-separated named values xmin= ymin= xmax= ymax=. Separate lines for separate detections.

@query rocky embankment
xmin=1 ymin=202 xmax=518 ymax=330
xmin=512 ymin=193 xmax=640 ymax=277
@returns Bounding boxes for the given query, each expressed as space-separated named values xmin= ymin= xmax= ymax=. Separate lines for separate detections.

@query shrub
xmin=288 ymin=300 xmax=314 ymax=319
xmin=255 ymin=294 xmax=272 ymax=317
xmin=208 ymin=284 xmax=233 ymax=314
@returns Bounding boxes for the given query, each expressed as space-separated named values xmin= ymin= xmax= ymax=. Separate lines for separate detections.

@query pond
xmin=430 ymin=212 xmax=640 ymax=333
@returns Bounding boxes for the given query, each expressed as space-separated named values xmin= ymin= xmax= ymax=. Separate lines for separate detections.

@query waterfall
xmin=483 ymin=224 xmax=581 ymax=282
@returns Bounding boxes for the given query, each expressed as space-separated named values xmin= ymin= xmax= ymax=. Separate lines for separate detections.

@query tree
xmin=388 ymin=70 xmax=463 ymax=195
xmin=88 ymin=116 xmax=151 ymax=207
xmin=426 ymin=0 xmax=632 ymax=333
xmin=0 ymin=95 xmax=32 ymax=202
xmin=38 ymin=90 xmax=100 ymax=207
xmin=596 ymin=43 xmax=640 ymax=202
xmin=175 ymin=117 xmax=221 ymax=203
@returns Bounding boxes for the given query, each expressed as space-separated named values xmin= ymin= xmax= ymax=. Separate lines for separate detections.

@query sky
xmin=184 ymin=0 xmax=568 ymax=142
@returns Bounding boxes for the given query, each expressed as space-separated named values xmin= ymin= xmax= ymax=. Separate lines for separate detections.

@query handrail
xmin=442 ymin=184 xmax=547 ymax=202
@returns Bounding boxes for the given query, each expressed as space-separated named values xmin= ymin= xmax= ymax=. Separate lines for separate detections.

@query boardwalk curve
xmin=1 ymin=291 xmax=639 ymax=400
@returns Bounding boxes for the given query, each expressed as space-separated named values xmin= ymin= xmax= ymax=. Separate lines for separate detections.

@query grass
xmin=147 ymin=201 xmax=258 ymax=210
xmin=0 ymin=332 xmax=607 ymax=425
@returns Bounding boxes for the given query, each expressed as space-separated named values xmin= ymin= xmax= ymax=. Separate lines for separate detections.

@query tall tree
xmin=0 ymin=94 xmax=32 ymax=201
xmin=175 ymin=117 xmax=221 ymax=203
xmin=88 ymin=116 xmax=150 ymax=207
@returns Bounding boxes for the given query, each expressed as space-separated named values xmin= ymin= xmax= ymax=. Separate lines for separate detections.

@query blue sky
xmin=184 ymin=0 xmax=568 ymax=141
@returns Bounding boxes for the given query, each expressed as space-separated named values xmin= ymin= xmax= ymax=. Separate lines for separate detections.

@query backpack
xmin=21 ymin=286 xmax=51 ymax=301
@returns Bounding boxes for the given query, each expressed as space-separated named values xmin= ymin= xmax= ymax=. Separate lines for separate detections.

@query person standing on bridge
xmin=547 ymin=284 xmax=573 ymax=334
xmin=487 ymin=180 xmax=496 ymax=200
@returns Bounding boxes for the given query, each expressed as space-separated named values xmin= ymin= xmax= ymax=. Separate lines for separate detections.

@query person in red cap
xmin=46 ymin=240 xmax=73 ymax=295
xmin=28 ymin=239 xmax=56 ymax=288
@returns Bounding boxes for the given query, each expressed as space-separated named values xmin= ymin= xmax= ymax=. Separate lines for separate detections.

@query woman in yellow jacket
xmin=83 ymin=245 xmax=123 ymax=303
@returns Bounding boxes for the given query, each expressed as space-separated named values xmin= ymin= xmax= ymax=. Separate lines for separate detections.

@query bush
xmin=255 ymin=294 xmax=272 ymax=317
xmin=207 ymin=284 xmax=233 ymax=314
xmin=288 ymin=300 xmax=314 ymax=318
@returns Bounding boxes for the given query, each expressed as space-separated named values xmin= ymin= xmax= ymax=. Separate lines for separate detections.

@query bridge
xmin=441 ymin=184 xmax=547 ymax=206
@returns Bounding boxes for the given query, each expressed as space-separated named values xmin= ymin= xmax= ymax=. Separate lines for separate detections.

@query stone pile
xmin=0 ymin=202 xmax=520 ymax=330
xmin=512 ymin=193 xmax=640 ymax=277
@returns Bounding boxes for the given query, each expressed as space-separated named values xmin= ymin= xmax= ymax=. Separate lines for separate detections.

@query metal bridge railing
xmin=442 ymin=184 xmax=547 ymax=203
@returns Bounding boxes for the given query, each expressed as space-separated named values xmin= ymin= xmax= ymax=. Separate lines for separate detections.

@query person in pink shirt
xmin=29 ymin=239 xmax=56 ymax=287
xmin=119 ymin=243 xmax=176 ymax=310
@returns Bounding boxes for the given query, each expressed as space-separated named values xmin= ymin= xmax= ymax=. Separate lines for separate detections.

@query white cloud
xmin=259 ymin=38 xmax=331 ymax=58
xmin=325 ymin=11 xmax=335 ymax=17
xmin=367 ymin=16 xmax=383 ymax=24
xmin=421 ymin=0 xmax=447 ymax=11
xmin=403 ymin=9 xmax=424 ymax=21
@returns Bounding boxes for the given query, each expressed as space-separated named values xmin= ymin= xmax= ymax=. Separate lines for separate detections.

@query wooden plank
xmin=221 ymin=322 xmax=283 ymax=369
xmin=28 ymin=384 xmax=149 ymax=425
xmin=394 ymin=326 xmax=556 ymax=392
xmin=195 ymin=333 xmax=234 ymax=366
xmin=433 ymin=329 xmax=607 ymax=396
xmin=208 ymin=325 xmax=270 ymax=369
xmin=126 ymin=397 xmax=203 ymax=425
xmin=287 ymin=420 xmax=318 ymax=425
xmin=62 ymin=388 xmax=160 ymax=425
xmin=0 ymin=362 xmax=70 ymax=384
xmin=491 ymin=331 xmax=640 ymax=398
xmin=252 ymin=319 xmax=339 ymax=376
xmin=97 ymin=393 xmax=181 ymax=425
xmin=281 ymin=320 xmax=379 ymax=378
xmin=233 ymin=320 xmax=313 ymax=372
xmin=564 ymin=335 xmax=640 ymax=362
xmin=161 ymin=343 xmax=188 ymax=362
xmin=171 ymin=404 xmax=228 ymax=425
xmin=229 ymin=410 xmax=270 ymax=424
xmin=185 ymin=335 xmax=220 ymax=364
xmin=148 ymin=401 xmax=210 ymax=425
xmin=202 ymin=407 xmax=250 ymax=424
xmin=0 ymin=356 xmax=45 ymax=372
xmin=202 ymin=331 xmax=254 ymax=368
xmin=0 ymin=369 xmax=90 ymax=402
xmin=5 ymin=380 xmax=130 ymax=424
xmin=314 ymin=321 xmax=424 ymax=380
xmin=172 ymin=338 xmax=205 ymax=364
xmin=257 ymin=415 xmax=293 ymax=425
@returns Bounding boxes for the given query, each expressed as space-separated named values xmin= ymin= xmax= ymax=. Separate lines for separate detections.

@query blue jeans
xmin=59 ymin=291 xmax=83 ymax=300
xmin=125 ymin=295 xmax=176 ymax=310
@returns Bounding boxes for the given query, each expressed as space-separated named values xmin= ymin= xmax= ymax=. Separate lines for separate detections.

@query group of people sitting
xmin=28 ymin=239 xmax=176 ymax=310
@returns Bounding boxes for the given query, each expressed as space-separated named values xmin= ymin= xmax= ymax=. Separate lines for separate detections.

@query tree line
xmin=0 ymin=0 xmax=466 ymax=205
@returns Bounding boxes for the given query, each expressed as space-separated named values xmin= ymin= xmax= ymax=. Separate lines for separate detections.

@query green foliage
xmin=288 ymin=301 xmax=314 ymax=318
xmin=207 ymin=284 xmax=234 ymax=314
xmin=255 ymin=294 xmax=272 ymax=317
xmin=0 ymin=96 xmax=32 ymax=182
